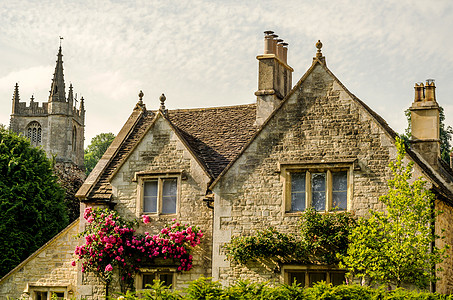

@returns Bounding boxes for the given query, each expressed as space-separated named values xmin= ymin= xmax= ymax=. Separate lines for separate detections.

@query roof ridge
xmin=160 ymin=103 xmax=256 ymax=113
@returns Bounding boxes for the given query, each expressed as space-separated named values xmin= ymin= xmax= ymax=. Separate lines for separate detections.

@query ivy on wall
xmin=224 ymin=208 xmax=357 ymax=265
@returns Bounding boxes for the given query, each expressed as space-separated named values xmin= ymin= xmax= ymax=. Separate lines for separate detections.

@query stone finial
xmin=138 ymin=90 xmax=144 ymax=104
xmin=134 ymin=90 xmax=146 ymax=111
xmin=316 ymin=40 xmax=323 ymax=57
xmin=159 ymin=93 xmax=166 ymax=111
xmin=30 ymin=95 xmax=35 ymax=104
xmin=314 ymin=40 xmax=326 ymax=64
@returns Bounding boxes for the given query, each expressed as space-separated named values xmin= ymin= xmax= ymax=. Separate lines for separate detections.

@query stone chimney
xmin=255 ymin=31 xmax=293 ymax=126
xmin=409 ymin=79 xmax=440 ymax=166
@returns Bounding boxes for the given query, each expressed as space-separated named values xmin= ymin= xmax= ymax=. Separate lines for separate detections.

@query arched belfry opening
xmin=26 ymin=121 xmax=42 ymax=146
xmin=72 ymin=126 xmax=77 ymax=152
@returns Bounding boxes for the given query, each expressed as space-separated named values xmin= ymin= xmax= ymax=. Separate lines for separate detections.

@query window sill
xmin=285 ymin=209 xmax=348 ymax=216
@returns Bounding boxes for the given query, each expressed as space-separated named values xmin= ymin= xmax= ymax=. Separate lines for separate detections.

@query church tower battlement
xmin=9 ymin=45 xmax=85 ymax=169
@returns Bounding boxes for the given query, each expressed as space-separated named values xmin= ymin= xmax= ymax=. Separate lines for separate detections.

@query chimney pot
xmin=264 ymin=33 xmax=274 ymax=54
xmin=276 ymin=39 xmax=284 ymax=60
xmin=270 ymin=34 xmax=278 ymax=54
xmin=281 ymin=42 xmax=288 ymax=64
xmin=425 ymin=79 xmax=436 ymax=102
xmin=414 ymin=83 xmax=424 ymax=102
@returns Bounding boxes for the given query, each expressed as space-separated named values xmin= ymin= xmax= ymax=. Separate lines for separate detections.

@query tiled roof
xmin=88 ymin=111 xmax=156 ymax=199
xmin=168 ymin=104 xmax=258 ymax=178
xmin=86 ymin=104 xmax=258 ymax=200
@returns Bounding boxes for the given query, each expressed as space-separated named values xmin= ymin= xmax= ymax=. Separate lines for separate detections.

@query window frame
xmin=135 ymin=268 xmax=176 ymax=290
xmin=25 ymin=284 xmax=70 ymax=300
xmin=135 ymin=172 xmax=182 ymax=217
xmin=282 ymin=265 xmax=347 ymax=287
xmin=281 ymin=162 xmax=354 ymax=214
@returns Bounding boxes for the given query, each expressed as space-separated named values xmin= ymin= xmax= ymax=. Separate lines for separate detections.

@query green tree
xmin=0 ymin=128 xmax=68 ymax=277
xmin=84 ymin=132 xmax=115 ymax=175
xmin=340 ymin=137 xmax=447 ymax=289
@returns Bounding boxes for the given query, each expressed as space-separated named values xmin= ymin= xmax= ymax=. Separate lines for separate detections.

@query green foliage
xmin=0 ymin=128 xmax=68 ymax=277
xmin=185 ymin=277 xmax=224 ymax=299
xmin=112 ymin=278 xmax=453 ymax=300
xmin=299 ymin=209 xmax=356 ymax=264
xmin=224 ymin=227 xmax=306 ymax=265
xmin=54 ymin=164 xmax=84 ymax=222
xmin=84 ymin=132 xmax=116 ymax=175
xmin=224 ymin=209 xmax=356 ymax=265
xmin=439 ymin=107 xmax=453 ymax=163
xmin=340 ymin=137 xmax=447 ymax=289
xmin=139 ymin=280 xmax=182 ymax=299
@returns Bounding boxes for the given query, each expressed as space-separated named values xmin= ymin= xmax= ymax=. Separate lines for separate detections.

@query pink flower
xmin=105 ymin=264 xmax=113 ymax=272
xmin=71 ymin=261 xmax=76 ymax=267
xmin=142 ymin=215 xmax=151 ymax=224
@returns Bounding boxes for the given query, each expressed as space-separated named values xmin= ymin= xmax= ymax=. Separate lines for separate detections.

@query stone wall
xmin=0 ymin=220 xmax=80 ymax=299
xmin=104 ymin=116 xmax=213 ymax=293
xmin=435 ymin=199 xmax=453 ymax=294
xmin=211 ymin=63 xmax=450 ymax=287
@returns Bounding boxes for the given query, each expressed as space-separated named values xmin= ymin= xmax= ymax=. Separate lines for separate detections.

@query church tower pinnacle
xmin=48 ymin=46 xmax=66 ymax=103
xmin=11 ymin=83 xmax=20 ymax=115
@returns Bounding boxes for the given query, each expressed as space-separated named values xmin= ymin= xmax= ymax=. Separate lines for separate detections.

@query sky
xmin=1 ymin=0 xmax=452 ymax=146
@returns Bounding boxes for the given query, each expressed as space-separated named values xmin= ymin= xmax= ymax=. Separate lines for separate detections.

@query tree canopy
xmin=0 ymin=128 xmax=68 ymax=277
xmin=84 ymin=132 xmax=116 ymax=175
xmin=340 ymin=137 xmax=447 ymax=289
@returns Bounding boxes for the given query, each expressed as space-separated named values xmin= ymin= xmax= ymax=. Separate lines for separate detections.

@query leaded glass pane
xmin=143 ymin=274 xmax=155 ymax=289
xmin=159 ymin=273 xmax=173 ymax=287
xmin=330 ymin=272 xmax=346 ymax=286
xmin=312 ymin=173 xmax=326 ymax=211
xmin=332 ymin=171 xmax=347 ymax=191
xmin=291 ymin=173 xmax=306 ymax=211
xmin=312 ymin=192 xmax=326 ymax=211
xmin=289 ymin=272 xmax=305 ymax=286
xmin=309 ymin=272 xmax=326 ymax=287
xmin=291 ymin=173 xmax=305 ymax=192
xmin=332 ymin=171 xmax=347 ymax=210
xmin=291 ymin=192 xmax=305 ymax=211
xmin=162 ymin=179 xmax=177 ymax=214
xmin=143 ymin=181 xmax=158 ymax=213
xmin=312 ymin=173 xmax=326 ymax=191
xmin=332 ymin=192 xmax=347 ymax=210
xmin=37 ymin=128 xmax=42 ymax=143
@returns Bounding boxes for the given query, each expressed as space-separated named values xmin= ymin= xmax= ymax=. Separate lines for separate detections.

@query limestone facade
xmin=0 ymin=221 xmax=80 ymax=299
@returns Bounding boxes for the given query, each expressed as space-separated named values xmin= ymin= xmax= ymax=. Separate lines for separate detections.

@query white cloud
xmin=1 ymin=0 xmax=452 ymax=143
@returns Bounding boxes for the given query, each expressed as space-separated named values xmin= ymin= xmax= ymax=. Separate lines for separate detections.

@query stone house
xmin=1 ymin=32 xmax=452 ymax=299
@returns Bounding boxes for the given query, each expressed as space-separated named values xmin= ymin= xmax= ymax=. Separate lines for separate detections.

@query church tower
xmin=9 ymin=46 xmax=85 ymax=169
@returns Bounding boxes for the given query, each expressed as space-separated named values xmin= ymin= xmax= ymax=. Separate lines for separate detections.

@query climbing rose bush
xmin=73 ymin=207 xmax=202 ymax=290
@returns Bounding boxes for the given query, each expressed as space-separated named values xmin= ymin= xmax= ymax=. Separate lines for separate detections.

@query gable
xmin=110 ymin=115 xmax=212 ymax=194
xmin=210 ymin=60 xmax=453 ymax=215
